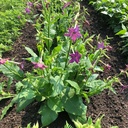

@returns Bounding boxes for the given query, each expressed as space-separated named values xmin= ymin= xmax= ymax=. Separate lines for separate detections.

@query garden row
xmin=0 ymin=0 xmax=127 ymax=127
xmin=89 ymin=0 xmax=128 ymax=62
xmin=0 ymin=0 xmax=34 ymax=56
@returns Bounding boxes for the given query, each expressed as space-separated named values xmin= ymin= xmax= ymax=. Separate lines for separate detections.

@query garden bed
xmin=0 ymin=1 xmax=128 ymax=128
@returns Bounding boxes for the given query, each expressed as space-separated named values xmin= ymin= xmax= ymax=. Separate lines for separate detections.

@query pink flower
xmin=19 ymin=61 xmax=25 ymax=70
xmin=105 ymin=45 xmax=113 ymax=51
xmin=64 ymin=25 xmax=81 ymax=42
xmin=104 ymin=64 xmax=111 ymax=71
xmin=97 ymin=42 xmax=105 ymax=49
xmin=69 ymin=51 xmax=81 ymax=63
xmin=32 ymin=62 xmax=47 ymax=70
xmin=0 ymin=58 xmax=9 ymax=64
xmin=25 ymin=8 xmax=31 ymax=14
xmin=62 ymin=2 xmax=71 ymax=10
xmin=120 ymin=85 xmax=128 ymax=93
xmin=27 ymin=2 xmax=33 ymax=7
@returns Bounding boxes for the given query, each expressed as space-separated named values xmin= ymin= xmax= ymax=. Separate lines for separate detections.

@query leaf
xmin=50 ymin=76 xmax=64 ymax=97
xmin=121 ymin=32 xmax=128 ymax=38
xmin=32 ymin=122 xmax=39 ymax=128
xmin=0 ymin=63 xmax=24 ymax=80
xmin=64 ymin=95 xmax=87 ymax=116
xmin=51 ymin=45 xmax=61 ymax=57
xmin=16 ymin=98 xmax=34 ymax=112
xmin=47 ymin=97 xmax=63 ymax=112
xmin=69 ymin=113 xmax=87 ymax=124
xmin=94 ymin=66 xmax=103 ymax=72
xmin=17 ymin=89 xmax=35 ymax=100
xmin=87 ymin=74 xmax=99 ymax=82
xmin=116 ymin=29 xmax=126 ymax=35
xmin=86 ymin=80 xmax=106 ymax=96
xmin=95 ymin=115 xmax=104 ymax=128
xmin=0 ymin=97 xmax=17 ymax=120
xmin=66 ymin=80 xmax=80 ymax=94
xmin=85 ymin=57 xmax=93 ymax=69
xmin=25 ymin=46 xmax=38 ymax=57
xmin=39 ymin=104 xmax=58 ymax=127
xmin=64 ymin=121 xmax=73 ymax=128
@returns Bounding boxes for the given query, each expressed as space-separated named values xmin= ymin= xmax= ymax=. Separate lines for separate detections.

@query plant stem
xmin=64 ymin=40 xmax=72 ymax=70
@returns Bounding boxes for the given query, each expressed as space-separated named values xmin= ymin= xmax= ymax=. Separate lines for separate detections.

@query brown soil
xmin=0 ymin=1 xmax=128 ymax=128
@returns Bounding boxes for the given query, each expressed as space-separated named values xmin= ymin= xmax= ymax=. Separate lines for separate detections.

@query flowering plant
xmin=0 ymin=0 xmax=119 ymax=127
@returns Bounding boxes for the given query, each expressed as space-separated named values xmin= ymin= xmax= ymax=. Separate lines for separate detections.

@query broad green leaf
xmin=86 ymin=80 xmax=106 ymax=96
xmin=87 ymin=74 xmax=99 ymax=82
xmin=39 ymin=104 xmax=58 ymax=127
xmin=25 ymin=46 xmax=38 ymax=57
xmin=17 ymin=89 xmax=35 ymax=100
xmin=47 ymin=97 xmax=63 ymax=112
xmin=94 ymin=66 xmax=103 ymax=72
xmin=66 ymin=80 xmax=80 ymax=94
xmin=0 ymin=63 xmax=24 ymax=80
xmin=16 ymin=98 xmax=34 ymax=112
xmin=51 ymin=45 xmax=61 ymax=57
xmin=50 ymin=76 xmax=64 ymax=97
xmin=64 ymin=95 xmax=87 ymax=116
xmin=85 ymin=57 xmax=93 ymax=69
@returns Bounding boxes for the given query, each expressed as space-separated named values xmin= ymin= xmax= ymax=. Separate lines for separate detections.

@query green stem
xmin=47 ymin=6 xmax=51 ymax=54
xmin=3 ymin=64 xmax=23 ymax=78
xmin=92 ymin=50 xmax=102 ymax=68
xmin=64 ymin=40 xmax=72 ymax=70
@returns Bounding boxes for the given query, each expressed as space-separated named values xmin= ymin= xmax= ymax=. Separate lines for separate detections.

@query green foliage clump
xmin=0 ymin=0 xmax=32 ymax=56
xmin=89 ymin=0 xmax=128 ymax=61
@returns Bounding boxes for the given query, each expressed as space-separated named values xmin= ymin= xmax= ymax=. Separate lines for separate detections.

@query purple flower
xmin=25 ymin=8 xmax=31 ymax=14
xmin=62 ymin=2 xmax=71 ymax=10
xmin=27 ymin=2 xmax=33 ymax=7
xmin=19 ymin=61 xmax=25 ymax=70
xmin=69 ymin=51 xmax=81 ymax=63
xmin=64 ymin=25 xmax=81 ymax=42
xmin=125 ymin=64 xmax=128 ymax=70
xmin=32 ymin=62 xmax=47 ymax=70
xmin=97 ymin=42 xmax=105 ymax=49
xmin=120 ymin=85 xmax=128 ymax=93
xmin=105 ymin=45 xmax=113 ymax=51
xmin=104 ymin=64 xmax=111 ymax=72
xmin=0 ymin=58 xmax=9 ymax=65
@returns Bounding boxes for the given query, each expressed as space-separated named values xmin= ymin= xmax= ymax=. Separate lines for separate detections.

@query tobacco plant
xmin=0 ymin=0 xmax=119 ymax=127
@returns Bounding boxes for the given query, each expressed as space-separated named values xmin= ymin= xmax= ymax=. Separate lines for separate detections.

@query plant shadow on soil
xmin=0 ymin=1 xmax=128 ymax=128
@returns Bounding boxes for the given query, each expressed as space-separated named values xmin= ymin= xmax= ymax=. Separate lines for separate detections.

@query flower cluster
xmin=25 ymin=2 xmax=33 ymax=14
xmin=64 ymin=25 xmax=81 ymax=42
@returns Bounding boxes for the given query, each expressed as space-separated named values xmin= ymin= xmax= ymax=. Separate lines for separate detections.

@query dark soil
xmin=0 ymin=1 xmax=128 ymax=128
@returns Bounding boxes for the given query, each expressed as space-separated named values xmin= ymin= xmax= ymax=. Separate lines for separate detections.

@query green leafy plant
xmin=0 ymin=0 xmax=120 ymax=127
xmin=64 ymin=115 xmax=119 ymax=128
xmin=0 ymin=0 xmax=34 ymax=56
xmin=89 ymin=0 xmax=128 ymax=61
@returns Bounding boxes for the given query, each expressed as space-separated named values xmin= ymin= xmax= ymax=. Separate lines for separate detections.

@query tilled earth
xmin=0 ymin=1 xmax=128 ymax=128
